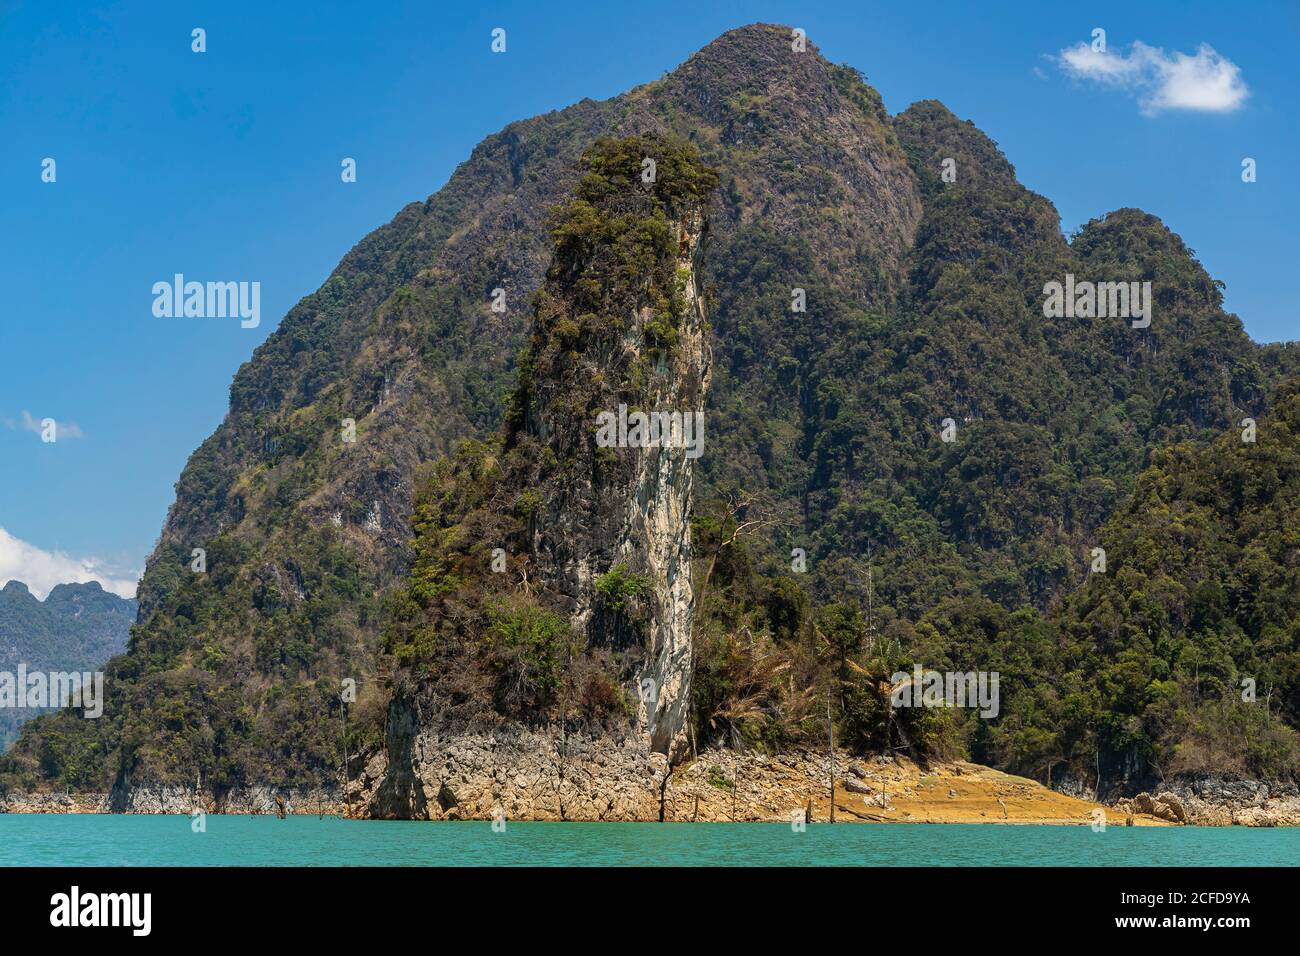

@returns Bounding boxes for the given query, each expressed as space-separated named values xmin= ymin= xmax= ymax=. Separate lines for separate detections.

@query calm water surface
xmin=2 ymin=816 xmax=1296 ymax=866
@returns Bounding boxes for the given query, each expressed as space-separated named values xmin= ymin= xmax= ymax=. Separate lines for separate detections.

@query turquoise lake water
xmin=1 ymin=816 xmax=1296 ymax=866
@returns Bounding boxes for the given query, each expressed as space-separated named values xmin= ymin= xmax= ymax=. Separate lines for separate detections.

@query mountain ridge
xmin=3 ymin=23 xmax=1294 ymax=799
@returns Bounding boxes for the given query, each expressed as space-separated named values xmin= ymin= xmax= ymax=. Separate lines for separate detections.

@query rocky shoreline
xmin=0 ymin=785 xmax=346 ymax=817
xmin=2 ymin=746 xmax=1295 ymax=826
xmin=1114 ymin=777 xmax=1300 ymax=827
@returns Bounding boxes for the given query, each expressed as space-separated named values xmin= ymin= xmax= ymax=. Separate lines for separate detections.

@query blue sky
xmin=1 ymin=0 xmax=1296 ymax=596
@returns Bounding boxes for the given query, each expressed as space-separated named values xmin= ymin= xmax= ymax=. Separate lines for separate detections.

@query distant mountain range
xmin=0 ymin=581 xmax=136 ymax=750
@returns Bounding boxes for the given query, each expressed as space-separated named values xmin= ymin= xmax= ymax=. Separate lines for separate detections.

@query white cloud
xmin=1056 ymin=40 xmax=1248 ymax=116
xmin=1059 ymin=42 xmax=1146 ymax=85
xmin=2 ymin=410 xmax=85 ymax=440
xmin=1149 ymin=45 xmax=1249 ymax=113
xmin=0 ymin=526 xmax=137 ymax=600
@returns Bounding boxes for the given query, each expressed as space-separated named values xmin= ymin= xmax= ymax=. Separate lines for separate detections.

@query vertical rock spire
xmin=513 ymin=134 xmax=717 ymax=760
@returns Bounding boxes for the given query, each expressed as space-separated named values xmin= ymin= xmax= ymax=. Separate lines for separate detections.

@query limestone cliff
xmin=527 ymin=201 xmax=710 ymax=761
xmin=370 ymin=135 xmax=718 ymax=818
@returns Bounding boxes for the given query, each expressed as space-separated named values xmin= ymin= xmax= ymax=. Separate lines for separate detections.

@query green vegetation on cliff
xmin=384 ymin=134 xmax=717 ymax=733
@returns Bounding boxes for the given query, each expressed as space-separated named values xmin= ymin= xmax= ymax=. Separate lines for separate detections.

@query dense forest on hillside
xmin=691 ymin=374 xmax=1300 ymax=790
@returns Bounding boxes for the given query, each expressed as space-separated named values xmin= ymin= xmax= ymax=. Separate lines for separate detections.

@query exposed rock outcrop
xmin=370 ymin=723 xmax=668 ymax=822
xmin=1115 ymin=777 xmax=1300 ymax=827
xmin=0 ymin=786 xmax=344 ymax=816
xmin=526 ymin=202 xmax=711 ymax=762
xmin=6 ymin=749 xmax=1163 ymax=827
